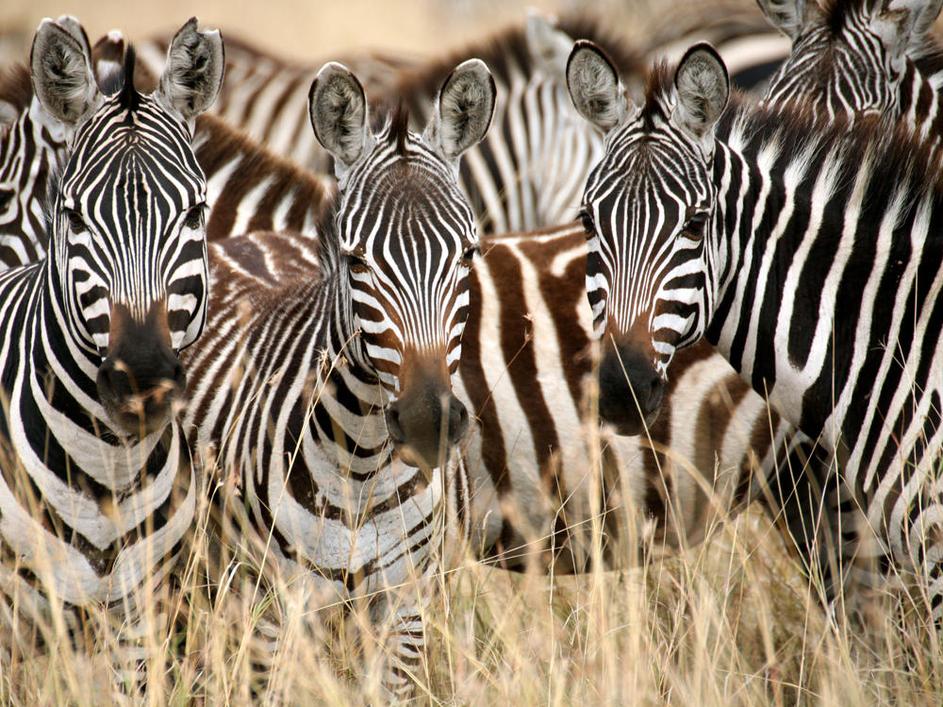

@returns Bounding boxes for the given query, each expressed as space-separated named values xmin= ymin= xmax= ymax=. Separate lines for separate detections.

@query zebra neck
xmin=899 ymin=60 xmax=943 ymax=145
xmin=702 ymin=138 xmax=822 ymax=440
xmin=0 ymin=264 xmax=171 ymax=486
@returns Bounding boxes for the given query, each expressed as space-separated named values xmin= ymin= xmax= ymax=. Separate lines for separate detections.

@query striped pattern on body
xmin=181 ymin=59 xmax=495 ymax=694
xmin=137 ymin=33 xmax=419 ymax=172
xmin=572 ymin=47 xmax=943 ymax=616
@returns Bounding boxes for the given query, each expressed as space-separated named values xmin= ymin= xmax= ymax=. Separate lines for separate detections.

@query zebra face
xmin=758 ymin=0 xmax=942 ymax=121
xmin=568 ymin=43 xmax=728 ymax=435
xmin=31 ymin=17 xmax=223 ymax=435
xmin=310 ymin=60 xmax=495 ymax=469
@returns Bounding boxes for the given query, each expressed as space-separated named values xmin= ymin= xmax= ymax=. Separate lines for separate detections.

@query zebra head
xmin=310 ymin=59 xmax=495 ymax=469
xmin=567 ymin=42 xmax=728 ymax=436
xmin=758 ymin=0 xmax=943 ymax=121
xmin=30 ymin=17 xmax=224 ymax=436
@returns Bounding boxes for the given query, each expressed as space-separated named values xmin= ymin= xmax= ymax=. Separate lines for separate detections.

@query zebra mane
xmin=100 ymin=44 xmax=141 ymax=111
xmin=314 ymin=196 xmax=342 ymax=276
xmin=640 ymin=61 xmax=675 ymax=131
xmin=0 ymin=63 xmax=32 ymax=114
xmin=819 ymin=0 xmax=867 ymax=35
xmin=394 ymin=14 xmax=642 ymax=99
xmin=389 ymin=102 xmax=410 ymax=156
xmin=724 ymin=91 xmax=943 ymax=223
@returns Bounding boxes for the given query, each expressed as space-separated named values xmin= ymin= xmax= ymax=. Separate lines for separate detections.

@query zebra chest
xmin=242 ymin=386 xmax=445 ymax=596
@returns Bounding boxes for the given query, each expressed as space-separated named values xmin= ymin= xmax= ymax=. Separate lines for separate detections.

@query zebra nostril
xmin=447 ymin=396 xmax=469 ymax=444
xmin=647 ymin=377 xmax=665 ymax=415
xmin=386 ymin=405 xmax=406 ymax=444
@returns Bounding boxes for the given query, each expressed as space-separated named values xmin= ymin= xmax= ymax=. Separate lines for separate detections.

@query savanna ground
xmin=1 ymin=0 xmax=943 ymax=704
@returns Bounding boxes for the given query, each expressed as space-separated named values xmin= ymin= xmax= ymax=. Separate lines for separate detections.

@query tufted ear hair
xmin=755 ymin=0 xmax=821 ymax=40
xmin=157 ymin=17 xmax=224 ymax=120
xmin=309 ymin=62 xmax=372 ymax=177
xmin=424 ymin=58 xmax=496 ymax=166
xmin=672 ymin=43 xmax=729 ymax=150
xmin=55 ymin=16 xmax=93 ymax=63
xmin=525 ymin=11 xmax=575 ymax=76
xmin=30 ymin=17 xmax=101 ymax=126
xmin=566 ymin=40 xmax=629 ymax=132
xmin=870 ymin=0 xmax=943 ymax=71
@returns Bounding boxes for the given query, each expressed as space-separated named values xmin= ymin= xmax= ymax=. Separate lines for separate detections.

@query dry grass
xmin=1 ymin=459 xmax=941 ymax=707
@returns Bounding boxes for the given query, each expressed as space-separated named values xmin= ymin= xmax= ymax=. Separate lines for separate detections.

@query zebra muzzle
xmin=385 ymin=385 xmax=468 ymax=470
xmin=596 ymin=339 xmax=665 ymax=437
xmin=96 ymin=302 xmax=188 ymax=436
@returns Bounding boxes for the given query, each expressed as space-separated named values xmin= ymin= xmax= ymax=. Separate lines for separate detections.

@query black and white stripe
xmin=759 ymin=0 xmax=943 ymax=131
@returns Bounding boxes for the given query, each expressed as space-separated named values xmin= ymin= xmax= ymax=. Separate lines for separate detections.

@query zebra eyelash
xmin=461 ymin=244 xmax=479 ymax=262
xmin=683 ymin=213 xmax=708 ymax=239
xmin=578 ymin=208 xmax=595 ymax=235
xmin=182 ymin=203 xmax=207 ymax=230
xmin=345 ymin=252 xmax=371 ymax=275
xmin=63 ymin=208 xmax=87 ymax=234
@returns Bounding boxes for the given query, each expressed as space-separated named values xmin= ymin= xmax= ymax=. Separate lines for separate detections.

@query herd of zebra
xmin=0 ymin=0 xmax=942 ymax=698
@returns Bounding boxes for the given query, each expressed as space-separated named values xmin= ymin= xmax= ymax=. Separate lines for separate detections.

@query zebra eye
xmin=347 ymin=254 xmax=370 ymax=275
xmin=0 ymin=189 xmax=13 ymax=211
xmin=461 ymin=245 xmax=479 ymax=263
xmin=64 ymin=208 xmax=87 ymax=234
xmin=183 ymin=204 xmax=205 ymax=230
xmin=684 ymin=213 xmax=708 ymax=239
xmin=579 ymin=209 xmax=595 ymax=236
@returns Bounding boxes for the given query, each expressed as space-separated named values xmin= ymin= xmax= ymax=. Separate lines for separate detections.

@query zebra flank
xmin=455 ymin=224 xmax=818 ymax=573
xmin=0 ymin=15 xmax=220 ymax=657
xmin=570 ymin=42 xmax=943 ymax=616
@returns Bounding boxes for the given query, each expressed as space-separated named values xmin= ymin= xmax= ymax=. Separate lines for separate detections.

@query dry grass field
xmin=1 ymin=1 xmax=942 ymax=705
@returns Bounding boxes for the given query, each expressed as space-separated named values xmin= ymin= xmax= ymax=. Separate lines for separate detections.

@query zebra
xmin=0 ymin=28 xmax=331 ymax=270
xmin=182 ymin=60 xmax=495 ymax=697
xmin=758 ymin=0 xmax=943 ymax=134
xmin=0 ymin=15 xmax=221 ymax=662
xmin=566 ymin=40 xmax=943 ymax=619
xmin=135 ymin=31 xmax=418 ymax=173
xmin=753 ymin=0 xmax=943 ymax=609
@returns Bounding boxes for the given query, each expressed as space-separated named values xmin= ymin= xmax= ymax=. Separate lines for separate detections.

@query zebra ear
xmin=755 ymin=0 xmax=820 ymax=40
xmin=525 ymin=11 xmax=574 ymax=76
xmin=566 ymin=40 xmax=628 ymax=132
xmin=425 ymin=58 xmax=496 ymax=165
xmin=30 ymin=18 xmax=100 ymax=126
xmin=870 ymin=0 xmax=943 ymax=69
xmin=309 ymin=62 xmax=372 ymax=176
xmin=158 ymin=18 xmax=224 ymax=120
xmin=672 ymin=43 xmax=729 ymax=150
